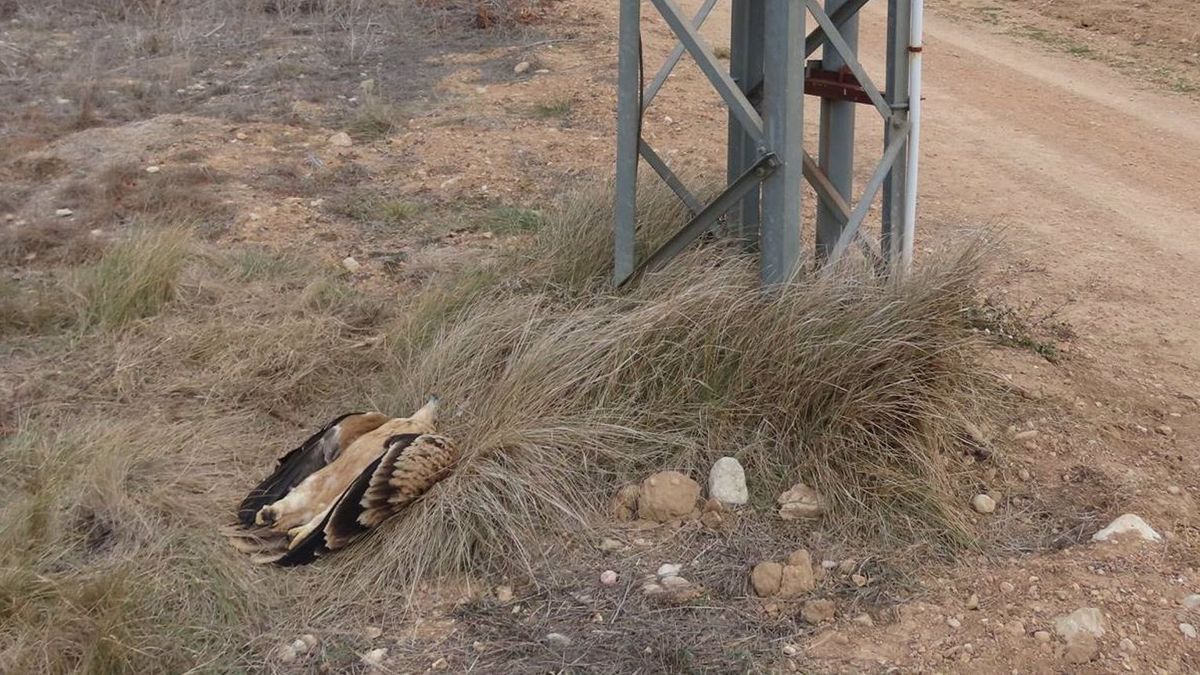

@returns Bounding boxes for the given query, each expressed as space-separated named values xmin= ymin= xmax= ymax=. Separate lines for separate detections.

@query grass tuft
xmin=65 ymin=227 xmax=189 ymax=330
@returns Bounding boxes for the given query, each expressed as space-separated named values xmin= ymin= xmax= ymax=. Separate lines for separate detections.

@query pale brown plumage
xmin=225 ymin=398 xmax=459 ymax=565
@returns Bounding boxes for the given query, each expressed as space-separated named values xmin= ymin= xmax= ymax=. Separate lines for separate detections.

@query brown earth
xmin=2 ymin=0 xmax=1199 ymax=672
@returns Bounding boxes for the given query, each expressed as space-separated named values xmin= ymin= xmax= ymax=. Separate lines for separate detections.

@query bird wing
xmin=236 ymin=412 xmax=372 ymax=527
xmin=273 ymin=433 xmax=460 ymax=566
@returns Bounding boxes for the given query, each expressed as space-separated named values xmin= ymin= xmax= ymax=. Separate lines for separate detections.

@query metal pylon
xmin=613 ymin=0 xmax=923 ymax=286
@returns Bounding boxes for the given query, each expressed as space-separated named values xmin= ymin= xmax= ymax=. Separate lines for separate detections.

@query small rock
xmin=1034 ymin=630 xmax=1051 ymax=642
xmin=1007 ymin=620 xmax=1026 ymax=636
xmin=598 ymin=537 xmax=623 ymax=552
xmin=342 ymin=256 xmax=362 ymax=273
xmin=278 ymin=645 xmax=298 ymax=662
xmin=1182 ymin=594 xmax=1200 ymax=610
xmin=544 ymin=632 xmax=572 ymax=648
xmin=600 ymin=570 xmax=618 ymax=586
xmin=1012 ymin=429 xmax=1038 ymax=442
xmin=801 ymin=599 xmax=836 ymax=624
xmin=328 ymin=131 xmax=353 ymax=147
xmin=661 ymin=575 xmax=690 ymax=590
xmin=778 ymin=482 xmax=826 ymax=520
xmin=495 ymin=585 xmax=514 ymax=603
xmin=851 ymin=574 xmax=868 ymax=588
xmin=852 ymin=613 xmax=874 ymax=626
xmin=972 ymin=494 xmax=996 ymax=514
xmin=291 ymin=638 xmax=310 ymax=654
xmin=534 ymin=68 xmax=550 ymax=74
xmin=1018 ymin=468 xmax=1031 ymax=481
xmin=657 ymin=563 xmax=681 ymax=579
xmin=431 ymin=657 xmax=449 ymax=670
xmin=779 ymin=563 xmax=815 ymax=597
xmin=947 ymin=617 xmax=962 ymax=629
xmin=1054 ymin=607 xmax=1105 ymax=641
xmin=145 ymin=165 xmax=160 ymax=174
xmin=1091 ymin=514 xmax=1161 ymax=543
xmin=235 ymin=132 xmax=248 ymax=140
xmin=363 ymin=626 xmax=383 ymax=639
xmin=1064 ymin=633 xmax=1099 ymax=664
xmin=362 ymin=647 xmax=388 ymax=667
xmin=821 ymin=560 xmax=838 ymax=570
xmin=837 ymin=559 xmax=857 ymax=575
xmin=513 ymin=61 xmax=531 ymax=74
xmin=55 ymin=208 xmax=73 ymax=217
xmin=966 ymin=593 xmax=980 ymax=610
xmin=1168 ymin=486 xmax=1182 ymax=495
xmin=781 ymin=644 xmax=798 ymax=657
xmin=751 ymin=561 xmax=784 ymax=597
xmin=642 ymin=582 xmax=664 ymax=595
xmin=708 ymin=456 xmax=749 ymax=505
xmin=1156 ymin=424 xmax=1174 ymax=436
xmin=999 ymin=581 xmax=1016 ymax=594
xmin=638 ymin=471 xmax=700 ymax=522
xmin=300 ymin=634 xmax=318 ymax=649
xmin=1119 ymin=637 xmax=1135 ymax=652
xmin=1181 ymin=623 xmax=1198 ymax=639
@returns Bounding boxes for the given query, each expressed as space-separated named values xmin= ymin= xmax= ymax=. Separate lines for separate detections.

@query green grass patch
xmin=65 ymin=228 xmax=189 ymax=330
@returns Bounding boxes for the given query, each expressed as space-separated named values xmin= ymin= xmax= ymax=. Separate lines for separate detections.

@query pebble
xmin=781 ymin=644 xmax=798 ymax=657
xmin=598 ymin=538 xmax=622 ymax=552
xmin=1181 ymin=623 xmax=1197 ymax=639
xmin=707 ymin=456 xmax=749 ymax=505
xmin=778 ymin=482 xmax=826 ymax=520
xmin=966 ymin=593 xmax=980 ymax=610
xmin=642 ymin=582 xmax=664 ymax=595
xmin=514 ymin=61 xmax=531 ymax=74
xmin=1156 ymin=425 xmax=1174 ymax=436
xmin=361 ymin=648 xmax=388 ymax=667
xmin=853 ymin=613 xmax=874 ymax=626
xmin=1000 ymin=581 xmax=1016 ymax=594
xmin=291 ymin=638 xmax=310 ymax=654
xmin=1091 ymin=514 xmax=1161 ymax=543
xmin=838 ymin=559 xmax=857 ymax=575
xmin=1168 ymin=486 xmax=1182 ymax=495
xmin=1064 ymin=633 xmax=1099 ymax=664
xmin=1119 ymin=637 xmax=1136 ymax=652
xmin=300 ymin=634 xmax=318 ymax=649
xmin=851 ymin=574 xmax=868 ymax=587
xmin=1007 ymin=620 xmax=1026 ymax=636
xmin=342 ymin=256 xmax=362 ymax=273
xmin=1018 ymin=469 xmax=1031 ymax=481
xmin=600 ymin=570 xmax=618 ymax=586
xmin=661 ymin=575 xmax=690 ymax=590
xmin=431 ymin=657 xmax=449 ymax=670
xmin=235 ymin=132 xmax=248 ymax=140
xmin=544 ymin=632 xmax=573 ymax=648
xmin=1182 ymin=594 xmax=1200 ymax=610
xmin=946 ymin=617 xmax=962 ymax=629
xmin=801 ymin=599 xmax=836 ymax=624
xmin=972 ymin=493 xmax=997 ymax=514
xmin=1013 ymin=429 xmax=1039 ymax=442
xmin=145 ymin=165 xmax=160 ymax=174
xmin=328 ymin=131 xmax=353 ymax=147
xmin=821 ymin=560 xmax=838 ymax=570
xmin=55 ymin=208 xmax=73 ymax=217
xmin=1034 ymin=630 xmax=1051 ymax=642
xmin=363 ymin=626 xmax=383 ymax=639
xmin=657 ymin=563 xmax=681 ymax=579
xmin=1054 ymin=607 xmax=1106 ymax=640
xmin=495 ymin=585 xmax=514 ymax=602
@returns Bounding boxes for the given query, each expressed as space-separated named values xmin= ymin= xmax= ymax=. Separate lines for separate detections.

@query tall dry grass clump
xmin=320 ymin=190 xmax=997 ymax=609
xmin=65 ymin=227 xmax=189 ymax=330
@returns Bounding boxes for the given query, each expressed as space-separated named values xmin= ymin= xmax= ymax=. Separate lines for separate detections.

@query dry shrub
xmin=65 ymin=227 xmax=189 ymax=330
xmin=0 ymin=418 xmax=271 ymax=674
xmin=310 ymin=192 xmax=997 ymax=614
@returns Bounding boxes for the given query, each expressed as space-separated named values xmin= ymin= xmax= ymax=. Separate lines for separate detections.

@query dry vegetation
xmin=0 ymin=1 xmax=1013 ymax=671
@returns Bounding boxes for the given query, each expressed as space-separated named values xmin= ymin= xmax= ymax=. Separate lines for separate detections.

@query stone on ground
xmin=971 ymin=493 xmax=996 ymax=514
xmin=779 ymin=562 xmax=815 ymax=597
xmin=638 ymin=471 xmax=700 ymax=522
xmin=777 ymin=482 xmax=826 ymax=520
xmin=1091 ymin=513 xmax=1162 ymax=543
xmin=708 ymin=456 xmax=749 ymax=505
xmin=327 ymin=131 xmax=353 ymax=147
xmin=1064 ymin=633 xmax=1099 ymax=664
xmin=801 ymin=599 xmax=836 ymax=624
xmin=751 ymin=561 xmax=784 ymax=597
xmin=1053 ymin=607 xmax=1106 ymax=641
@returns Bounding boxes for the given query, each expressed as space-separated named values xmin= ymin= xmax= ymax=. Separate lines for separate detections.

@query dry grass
xmin=65 ymin=227 xmax=190 ymax=330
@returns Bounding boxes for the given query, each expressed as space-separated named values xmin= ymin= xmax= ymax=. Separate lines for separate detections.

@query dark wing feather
xmin=274 ymin=433 xmax=459 ymax=566
xmin=236 ymin=412 xmax=361 ymax=527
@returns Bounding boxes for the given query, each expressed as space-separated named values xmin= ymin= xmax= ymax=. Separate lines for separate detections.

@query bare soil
xmin=2 ymin=0 xmax=1199 ymax=672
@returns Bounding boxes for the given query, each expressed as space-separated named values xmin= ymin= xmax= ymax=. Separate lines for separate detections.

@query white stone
xmin=657 ymin=563 xmax=681 ymax=579
xmin=1182 ymin=594 xmax=1200 ymax=610
xmin=328 ymin=131 xmax=353 ymax=147
xmin=1091 ymin=514 xmax=1161 ymax=543
xmin=708 ymin=456 xmax=748 ymax=505
xmin=544 ymin=632 xmax=572 ymax=648
xmin=1054 ymin=607 xmax=1106 ymax=641
xmin=145 ymin=165 xmax=160 ymax=174
xmin=781 ymin=644 xmax=798 ymax=657
xmin=55 ymin=208 xmax=73 ymax=217
xmin=778 ymin=482 xmax=825 ymax=520
xmin=342 ymin=256 xmax=362 ymax=273
xmin=972 ymin=494 xmax=996 ymax=514
xmin=661 ymin=575 xmax=690 ymax=589
xmin=291 ymin=638 xmax=310 ymax=654
xmin=598 ymin=538 xmax=622 ymax=552
xmin=363 ymin=626 xmax=383 ymax=639
xmin=600 ymin=570 xmax=618 ymax=586
xmin=1181 ymin=623 xmax=1198 ymax=639
xmin=362 ymin=647 xmax=388 ymax=666
xmin=513 ymin=61 xmax=531 ymax=74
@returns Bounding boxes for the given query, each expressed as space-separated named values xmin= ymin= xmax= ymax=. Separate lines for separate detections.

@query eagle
xmin=225 ymin=398 xmax=458 ymax=565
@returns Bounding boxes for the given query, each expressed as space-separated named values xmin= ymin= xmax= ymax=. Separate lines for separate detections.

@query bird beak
xmin=411 ymin=395 xmax=439 ymax=427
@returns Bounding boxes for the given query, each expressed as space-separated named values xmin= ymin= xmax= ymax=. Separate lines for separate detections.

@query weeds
xmin=529 ymin=96 xmax=572 ymax=119
xmin=481 ymin=206 xmax=543 ymax=234
xmin=65 ymin=227 xmax=189 ymax=330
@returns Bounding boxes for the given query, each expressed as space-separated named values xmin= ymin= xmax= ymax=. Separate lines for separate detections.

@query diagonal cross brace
xmin=828 ymin=120 xmax=912 ymax=262
xmin=804 ymin=0 xmax=872 ymax=57
xmin=639 ymin=139 xmax=704 ymax=214
xmin=649 ymin=0 xmax=765 ymax=148
xmin=643 ymin=0 xmax=720 ymax=109
xmin=804 ymin=0 xmax=891 ymax=119
xmin=624 ymin=153 xmax=779 ymax=285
